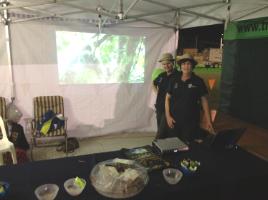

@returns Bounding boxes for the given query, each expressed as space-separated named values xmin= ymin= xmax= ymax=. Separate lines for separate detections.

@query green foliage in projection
xmin=100 ymin=35 xmax=117 ymax=65
xmin=56 ymin=31 xmax=145 ymax=84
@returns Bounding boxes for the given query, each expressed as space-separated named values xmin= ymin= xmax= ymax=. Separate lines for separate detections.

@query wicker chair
xmin=29 ymin=96 xmax=68 ymax=159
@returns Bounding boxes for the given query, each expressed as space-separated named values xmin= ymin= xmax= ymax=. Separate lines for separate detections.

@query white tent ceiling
xmin=1 ymin=0 xmax=268 ymax=29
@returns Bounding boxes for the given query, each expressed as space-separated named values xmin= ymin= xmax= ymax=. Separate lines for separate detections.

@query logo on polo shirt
xmin=188 ymin=83 xmax=197 ymax=88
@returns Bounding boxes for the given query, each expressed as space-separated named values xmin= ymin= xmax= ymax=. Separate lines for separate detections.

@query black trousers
xmin=155 ymin=110 xmax=169 ymax=139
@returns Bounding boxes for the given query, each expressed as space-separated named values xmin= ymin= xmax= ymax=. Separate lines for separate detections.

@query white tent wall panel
xmin=6 ymin=22 xmax=176 ymax=138
xmin=10 ymin=23 xmax=57 ymax=65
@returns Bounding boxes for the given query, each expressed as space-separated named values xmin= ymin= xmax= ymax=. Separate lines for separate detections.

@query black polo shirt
xmin=153 ymin=70 xmax=178 ymax=113
xmin=167 ymin=72 xmax=208 ymax=124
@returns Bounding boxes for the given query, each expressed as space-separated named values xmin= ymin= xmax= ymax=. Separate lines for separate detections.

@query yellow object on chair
xmin=40 ymin=119 xmax=53 ymax=135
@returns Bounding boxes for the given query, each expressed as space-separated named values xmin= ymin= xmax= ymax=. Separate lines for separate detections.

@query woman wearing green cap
xmin=153 ymin=53 xmax=178 ymax=139
xmin=165 ymin=54 xmax=214 ymax=142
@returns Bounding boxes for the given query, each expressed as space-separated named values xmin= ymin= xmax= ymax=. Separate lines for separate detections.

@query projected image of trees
xmin=56 ymin=31 xmax=145 ymax=84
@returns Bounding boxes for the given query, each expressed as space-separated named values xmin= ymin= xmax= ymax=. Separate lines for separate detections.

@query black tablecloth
xmin=0 ymin=143 xmax=267 ymax=200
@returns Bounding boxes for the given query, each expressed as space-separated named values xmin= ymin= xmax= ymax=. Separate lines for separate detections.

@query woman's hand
xmin=205 ymin=121 xmax=215 ymax=134
xmin=166 ymin=115 xmax=176 ymax=129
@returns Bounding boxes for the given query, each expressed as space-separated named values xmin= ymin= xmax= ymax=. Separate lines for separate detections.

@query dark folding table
xmin=0 ymin=143 xmax=267 ymax=200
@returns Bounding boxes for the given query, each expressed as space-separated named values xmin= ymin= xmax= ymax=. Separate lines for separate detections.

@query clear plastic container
xmin=90 ymin=158 xmax=149 ymax=199
xmin=162 ymin=168 xmax=183 ymax=184
xmin=34 ymin=184 xmax=59 ymax=200
xmin=64 ymin=178 xmax=86 ymax=196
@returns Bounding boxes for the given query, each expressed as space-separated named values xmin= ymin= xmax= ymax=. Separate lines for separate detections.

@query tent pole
xmin=175 ymin=10 xmax=181 ymax=56
xmin=1 ymin=0 xmax=15 ymax=99
xmin=176 ymin=28 xmax=181 ymax=55
xmin=177 ymin=28 xmax=184 ymax=55
xmin=224 ymin=0 xmax=231 ymax=30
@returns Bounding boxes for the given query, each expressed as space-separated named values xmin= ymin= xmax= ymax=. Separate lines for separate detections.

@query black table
xmin=0 ymin=143 xmax=267 ymax=200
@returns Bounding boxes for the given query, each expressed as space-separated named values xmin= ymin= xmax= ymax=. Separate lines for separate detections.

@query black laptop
xmin=202 ymin=128 xmax=246 ymax=150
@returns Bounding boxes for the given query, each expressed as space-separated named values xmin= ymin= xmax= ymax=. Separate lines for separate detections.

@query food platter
xmin=90 ymin=158 xmax=149 ymax=199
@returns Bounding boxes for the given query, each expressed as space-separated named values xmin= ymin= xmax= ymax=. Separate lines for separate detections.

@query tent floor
xmin=30 ymin=132 xmax=155 ymax=161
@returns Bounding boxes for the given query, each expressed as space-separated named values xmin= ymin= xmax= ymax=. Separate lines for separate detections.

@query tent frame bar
xmin=181 ymin=9 xmax=224 ymax=23
xmin=143 ymin=0 xmax=226 ymax=10
xmin=233 ymin=5 xmax=268 ymax=21
xmin=140 ymin=18 xmax=175 ymax=29
xmin=128 ymin=8 xmax=193 ymax=19
xmin=0 ymin=0 xmax=56 ymax=11
xmin=143 ymin=0 xmax=226 ymax=22
xmin=2 ymin=0 xmax=227 ymax=28
xmin=123 ymin=0 xmax=142 ymax=18
xmin=3 ymin=0 xmax=268 ymax=29
xmin=11 ymin=1 xmax=115 ymax=24
xmin=10 ymin=0 xmax=176 ymax=28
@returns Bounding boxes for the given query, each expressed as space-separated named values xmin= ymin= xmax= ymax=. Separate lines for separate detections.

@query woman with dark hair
xmin=165 ymin=54 xmax=214 ymax=142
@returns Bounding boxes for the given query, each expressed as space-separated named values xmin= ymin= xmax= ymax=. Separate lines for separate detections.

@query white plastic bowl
xmin=162 ymin=168 xmax=183 ymax=185
xmin=34 ymin=184 xmax=59 ymax=200
xmin=64 ymin=178 xmax=86 ymax=196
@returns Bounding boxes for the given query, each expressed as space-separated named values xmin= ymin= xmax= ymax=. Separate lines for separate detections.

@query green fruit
xmin=0 ymin=185 xmax=5 ymax=193
xmin=181 ymin=160 xmax=189 ymax=168
xmin=181 ymin=162 xmax=187 ymax=168
xmin=189 ymin=166 xmax=197 ymax=171
xmin=190 ymin=161 xmax=195 ymax=167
